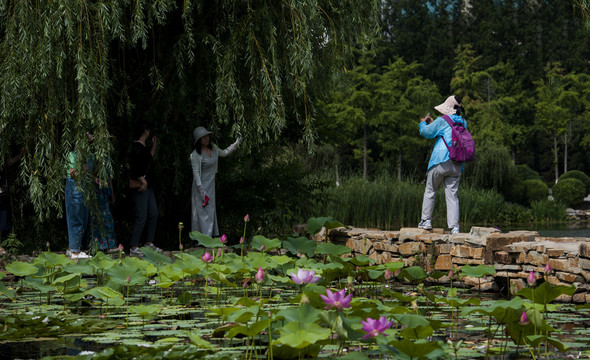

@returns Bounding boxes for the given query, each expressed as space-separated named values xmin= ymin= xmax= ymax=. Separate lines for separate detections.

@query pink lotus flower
xmin=255 ymin=267 xmax=265 ymax=283
xmin=544 ymin=263 xmax=552 ymax=275
xmin=220 ymin=234 xmax=227 ymax=244
xmin=384 ymin=269 xmax=392 ymax=280
xmin=527 ymin=271 xmax=536 ymax=286
xmin=320 ymin=289 xmax=352 ymax=311
xmin=244 ymin=214 xmax=250 ymax=222
xmin=201 ymin=252 xmax=213 ymax=263
xmin=290 ymin=268 xmax=321 ymax=285
xmin=361 ymin=316 xmax=393 ymax=339
xmin=520 ymin=311 xmax=529 ymax=325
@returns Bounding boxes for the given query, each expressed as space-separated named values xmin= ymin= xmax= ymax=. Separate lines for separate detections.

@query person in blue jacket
xmin=417 ymin=95 xmax=467 ymax=235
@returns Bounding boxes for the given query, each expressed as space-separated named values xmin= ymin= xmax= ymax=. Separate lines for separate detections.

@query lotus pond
xmin=1 ymin=220 xmax=589 ymax=360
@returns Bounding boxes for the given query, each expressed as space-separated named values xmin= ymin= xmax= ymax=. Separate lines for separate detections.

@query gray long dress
xmin=190 ymin=141 xmax=239 ymax=236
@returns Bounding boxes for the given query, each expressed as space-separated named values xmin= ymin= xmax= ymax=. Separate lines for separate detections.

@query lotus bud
xmin=527 ymin=271 xmax=536 ymax=286
xmin=201 ymin=251 xmax=212 ymax=263
xmin=220 ymin=234 xmax=227 ymax=244
xmin=118 ymin=244 xmax=124 ymax=252
xmin=217 ymin=249 xmax=222 ymax=257
xmin=448 ymin=269 xmax=454 ymax=279
xmin=126 ymin=276 xmax=130 ymax=283
xmin=260 ymin=245 xmax=265 ymax=252
xmin=255 ymin=267 xmax=265 ymax=283
xmin=179 ymin=243 xmax=183 ymax=251
xmin=178 ymin=222 xmax=184 ymax=230
xmin=544 ymin=263 xmax=552 ymax=275
xmin=384 ymin=269 xmax=392 ymax=280
xmin=520 ymin=311 xmax=528 ymax=325
xmin=244 ymin=214 xmax=250 ymax=222
xmin=240 ymin=236 xmax=244 ymax=244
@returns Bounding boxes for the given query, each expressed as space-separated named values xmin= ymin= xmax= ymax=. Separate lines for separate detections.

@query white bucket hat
xmin=434 ymin=95 xmax=462 ymax=116
xmin=193 ymin=126 xmax=212 ymax=143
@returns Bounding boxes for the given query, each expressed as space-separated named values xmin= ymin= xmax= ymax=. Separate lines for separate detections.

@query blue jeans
xmin=65 ymin=178 xmax=90 ymax=252
xmin=130 ymin=188 xmax=158 ymax=247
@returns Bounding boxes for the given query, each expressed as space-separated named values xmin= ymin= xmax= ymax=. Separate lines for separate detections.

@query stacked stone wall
xmin=322 ymin=226 xmax=590 ymax=303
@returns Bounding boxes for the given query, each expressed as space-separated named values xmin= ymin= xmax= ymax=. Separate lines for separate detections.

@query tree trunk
xmin=363 ymin=118 xmax=367 ymax=181
xmin=563 ymin=135 xmax=568 ymax=175
xmin=554 ymin=136 xmax=559 ymax=183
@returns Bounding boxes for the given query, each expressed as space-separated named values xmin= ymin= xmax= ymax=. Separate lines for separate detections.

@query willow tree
xmin=0 ymin=1 xmax=379 ymax=220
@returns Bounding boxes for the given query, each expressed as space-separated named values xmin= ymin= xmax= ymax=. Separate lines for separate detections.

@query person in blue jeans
xmin=418 ymin=95 xmax=467 ymax=235
xmin=65 ymin=133 xmax=94 ymax=259
xmin=129 ymin=121 xmax=160 ymax=256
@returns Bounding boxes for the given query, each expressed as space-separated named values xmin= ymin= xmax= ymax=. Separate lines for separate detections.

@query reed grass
xmin=530 ymin=199 xmax=567 ymax=222
xmin=309 ymin=176 xmax=510 ymax=230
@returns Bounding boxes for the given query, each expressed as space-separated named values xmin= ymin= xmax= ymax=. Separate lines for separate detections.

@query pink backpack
xmin=441 ymin=115 xmax=475 ymax=162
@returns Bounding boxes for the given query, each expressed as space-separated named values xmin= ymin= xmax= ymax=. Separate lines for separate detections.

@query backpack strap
xmin=439 ymin=115 xmax=454 ymax=151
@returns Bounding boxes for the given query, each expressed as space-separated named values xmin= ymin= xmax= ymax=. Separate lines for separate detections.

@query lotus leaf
xmin=516 ymin=281 xmax=576 ymax=305
xmin=251 ymin=235 xmax=282 ymax=252
xmin=316 ymin=242 xmax=352 ymax=256
xmin=274 ymin=320 xmax=331 ymax=348
xmin=383 ymin=338 xmax=443 ymax=359
xmin=398 ymin=266 xmax=428 ymax=283
xmin=85 ymin=286 xmax=125 ymax=306
xmin=6 ymin=261 xmax=39 ymax=277
xmin=460 ymin=264 xmax=495 ymax=278
xmin=307 ymin=216 xmax=345 ymax=236
xmin=226 ymin=319 xmax=268 ymax=338
xmin=141 ymin=246 xmax=173 ymax=265
xmin=33 ymin=251 xmax=71 ymax=268
xmin=189 ymin=231 xmax=223 ymax=248
xmin=187 ymin=332 xmax=215 ymax=349
xmin=283 ymin=236 xmax=317 ymax=257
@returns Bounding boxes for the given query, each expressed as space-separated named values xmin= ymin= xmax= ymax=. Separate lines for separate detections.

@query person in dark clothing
xmin=128 ymin=121 xmax=160 ymax=256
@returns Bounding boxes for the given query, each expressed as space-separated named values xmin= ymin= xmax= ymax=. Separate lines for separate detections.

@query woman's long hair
xmin=194 ymin=138 xmax=213 ymax=154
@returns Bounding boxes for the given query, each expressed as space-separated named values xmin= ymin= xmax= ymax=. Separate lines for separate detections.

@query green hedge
xmin=559 ymin=170 xmax=590 ymax=194
xmin=552 ymin=178 xmax=586 ymax=208
xmin=522 ymin=179 xmax=548 ymax=205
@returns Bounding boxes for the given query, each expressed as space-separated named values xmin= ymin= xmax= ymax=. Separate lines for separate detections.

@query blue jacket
xmin=419 ymin=114 xmax=467 ymax=171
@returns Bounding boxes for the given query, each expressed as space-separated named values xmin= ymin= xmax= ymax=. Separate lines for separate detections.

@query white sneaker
xmin=418 ymin=219 xmax=432 ymax=230
xmin=130 ymin=248 xmax=144 ymax=257
xmin=450 ymin=227 xmax=460 ymax=235
xmin=70 ymin=251 xmax=91 ymax=260
xmin=65 ymin=249 xmax=71 ymax=256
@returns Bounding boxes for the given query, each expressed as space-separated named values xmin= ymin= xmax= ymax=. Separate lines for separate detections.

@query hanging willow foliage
xmin=0 ymin=0 xmax=379 ymax=220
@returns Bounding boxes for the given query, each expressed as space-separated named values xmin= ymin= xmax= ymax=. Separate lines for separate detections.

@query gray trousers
xmin=421 ymin=160 xmax=461 ymax=229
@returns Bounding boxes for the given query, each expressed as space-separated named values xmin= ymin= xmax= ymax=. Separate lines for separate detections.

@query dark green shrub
xmin=558 ymin=170 xmax=590 ymax=194
xmin=530 ymin=199 xmax=567 ymax=222
xmin=498 ymin=203 xmax=532 ymax=223
xmin=552 ymin=178 xmax=586 ymax=208
xmin=515 ymin=164 xmax=541 ymax=181
xmin=506 ymin=180 xmax=527 ymax=205
xmin=522 ymin=179 xmax=548 ymax=205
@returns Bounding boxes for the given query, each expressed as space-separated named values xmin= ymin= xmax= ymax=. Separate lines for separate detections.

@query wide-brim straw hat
xmin=193 ymin=126 xmax=212 ymax=143
xmin=434 ymin=95 xmax=461 ymax=116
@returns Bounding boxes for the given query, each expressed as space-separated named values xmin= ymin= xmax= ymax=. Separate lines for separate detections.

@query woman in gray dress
xmin=190 ymin=127 xmax=240 ymax=236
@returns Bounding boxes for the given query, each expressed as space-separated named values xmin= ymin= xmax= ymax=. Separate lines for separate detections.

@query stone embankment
xmin=321 ymin=226 xmax=590 ymax=303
